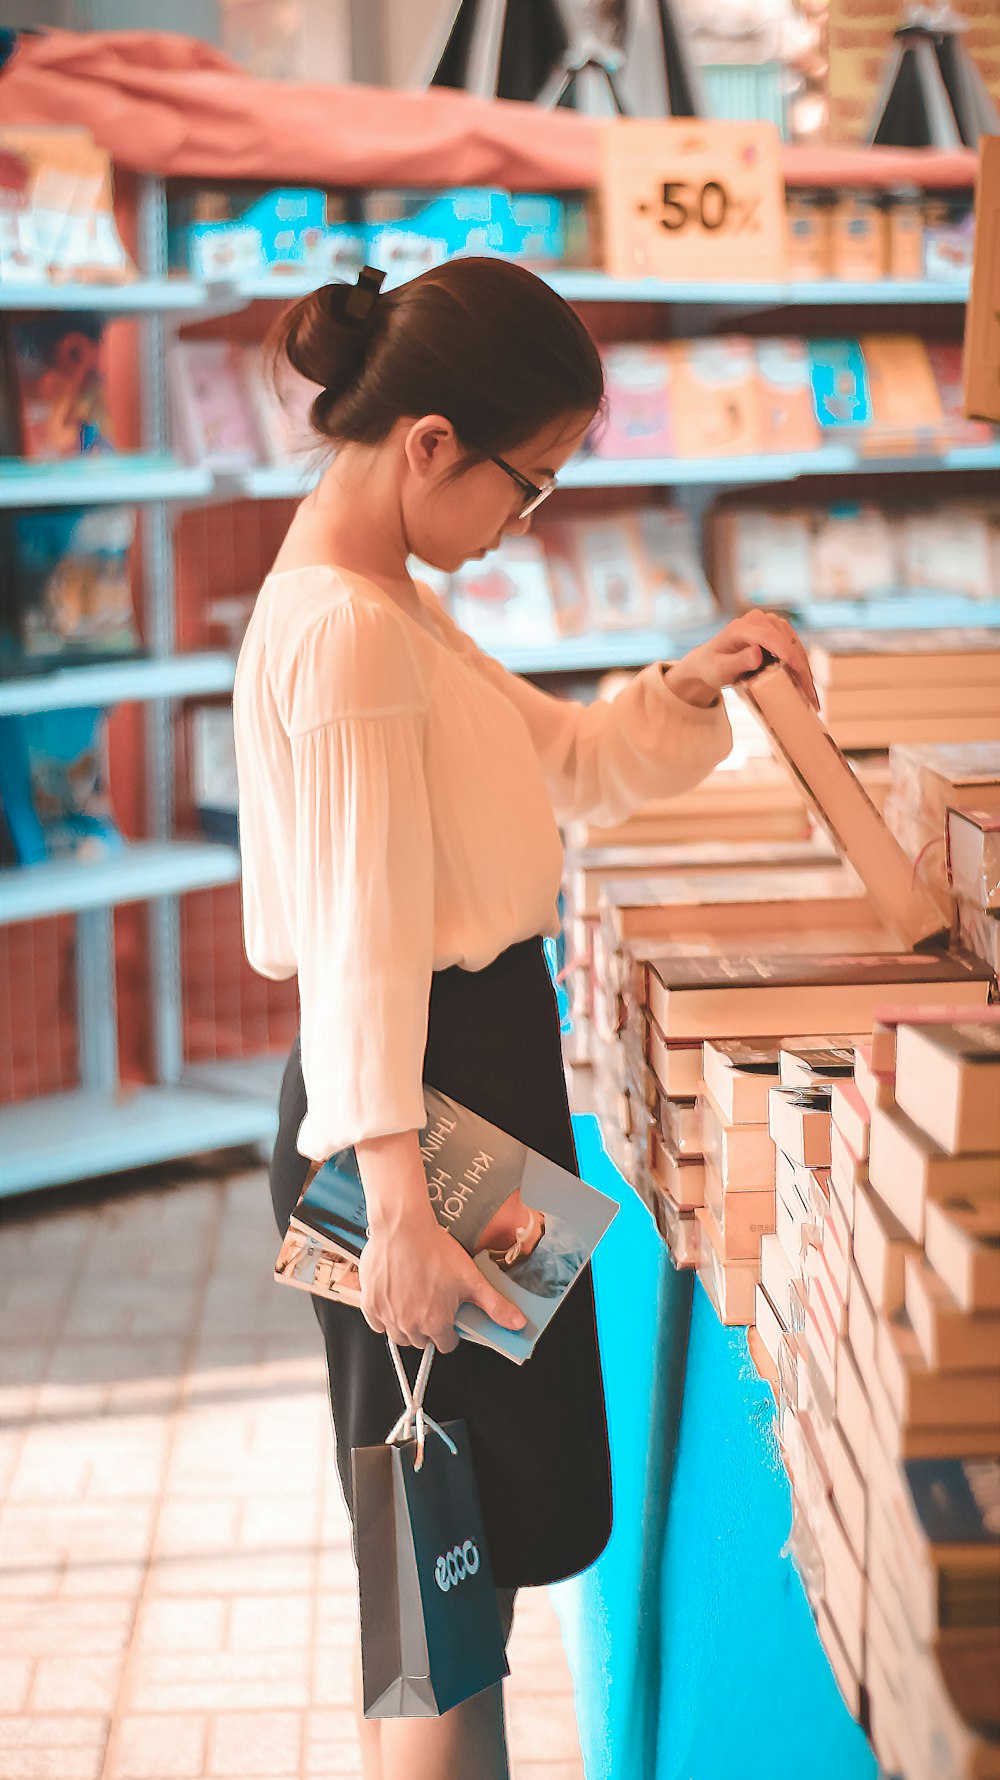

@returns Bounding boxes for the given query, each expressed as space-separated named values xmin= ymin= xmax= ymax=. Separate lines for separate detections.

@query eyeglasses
xmin=487 ymin=453 xmax=558 ymax=520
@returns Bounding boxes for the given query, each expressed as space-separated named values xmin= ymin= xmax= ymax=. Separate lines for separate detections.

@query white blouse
xmin=232 ymin=564 xmax=732 ymax=1162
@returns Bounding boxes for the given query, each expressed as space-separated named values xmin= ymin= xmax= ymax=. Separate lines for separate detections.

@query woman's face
xmin=399 ymin=409 xmax=594 ymax=573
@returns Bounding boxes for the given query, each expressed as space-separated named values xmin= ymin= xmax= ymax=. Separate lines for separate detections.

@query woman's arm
xmin=425 ymin=590 xmax=817 ymax=828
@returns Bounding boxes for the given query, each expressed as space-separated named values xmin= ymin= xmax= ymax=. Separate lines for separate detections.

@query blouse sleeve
xmin=280 ymin=601 xmax=436 ymax=1161
xmin=426 ymin=594 xmax=734 ymax=830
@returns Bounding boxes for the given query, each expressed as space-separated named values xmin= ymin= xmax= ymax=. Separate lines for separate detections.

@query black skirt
xmin=268 ymin=933 xmax=613 ymax=1590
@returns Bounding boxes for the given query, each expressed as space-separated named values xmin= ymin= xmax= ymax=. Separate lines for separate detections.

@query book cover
xmin=947 ymin=807 xmax=1000 ymax=913
xmin=274 ymin=1085 xmax=619 ymax=1363
xmin=755 ymin=339 xmax=819 ymax=453
xmin=861 ymin=334 xmax=945 ymax=455
xmin=807 ymin=340 xmax=872 ymax=434
xmin=670 ymin=337 xmax=761 ymax=459
xmin=594 ymin=344 xmax=673 ymax=458
xmin=171 ymin=340 xmax=263 ymax=471
xmin=648 ymin=949 xmax=990 ymax=997
xmin=737 ymin=657 xmax=954 ymax=948
xmin=894 ymin=1019 xmax=1000 ymax=1155
xmin=903 ymin=1458 xmax=1000 ymax=1550
xmin=12 ymin=312 xmax=113 ymax=459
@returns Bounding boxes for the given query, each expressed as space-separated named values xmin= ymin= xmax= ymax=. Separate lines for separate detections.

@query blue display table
xmin=553 ymin=1116 xmax=881 ymax=1780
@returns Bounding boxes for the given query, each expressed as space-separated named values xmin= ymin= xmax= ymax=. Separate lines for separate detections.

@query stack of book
xmin=641 ymin=950 xmax=990 ymax=1320
xmin=561 ymin=685 xmax=830 ymax=1084
xmin=696 ymin=1040 xmax=781 ymax=1324
xmin=585 ymin=861 xmax=878 ymax=1249
xmin=850 ymin=1012 xmax=1000 ymax=1777
xmin=885 ymin=742 xmax=1000 ymax=903
xmin=753 ymin=1012 xmax=1000 ymax=1770
xmin=562 ymin=834 xmax=834 ymax=1088
xmin=758 ymin=1043 xmax=870 ymax=1723
xmin=807 ymin=633 xmax=1000 ymax=750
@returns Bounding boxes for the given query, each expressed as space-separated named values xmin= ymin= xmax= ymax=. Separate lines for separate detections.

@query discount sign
xmin=599 ymin=119 xmax=788 ymax=284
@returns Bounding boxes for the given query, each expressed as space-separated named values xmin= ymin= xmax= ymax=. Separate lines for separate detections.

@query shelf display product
xmin=0 ymin=704 xmax=123 ymax=865
xmin=0 ymin=125 xmax=135 ymax=286
xmin=171 ymin=339 xmax=265 ymax=472
xmin=0 ymin=506 xmax=143 ymax=672
xmin=710 ymin=499 xmax=1000 ymax=615
xmin=9 ymin=311 xmax=113 ymax=459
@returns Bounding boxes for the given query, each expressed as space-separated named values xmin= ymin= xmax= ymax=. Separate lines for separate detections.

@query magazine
xmin=274 ymin=1085 xmax=620 ymax=1363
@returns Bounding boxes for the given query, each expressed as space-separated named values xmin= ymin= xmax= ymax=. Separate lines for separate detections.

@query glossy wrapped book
xmin=274 ymin=1084 xmax=619 ymax=1364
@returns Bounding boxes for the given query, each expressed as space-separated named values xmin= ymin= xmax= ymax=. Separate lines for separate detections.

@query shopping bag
xmin=352 ymin=1343 xmax=510 ymax=1718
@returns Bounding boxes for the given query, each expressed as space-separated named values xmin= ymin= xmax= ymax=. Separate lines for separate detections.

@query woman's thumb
xmin=470 ymin=1274 xmax=527 ymax=1331
xmin=725 ymin=642 xmax=763 ymax=681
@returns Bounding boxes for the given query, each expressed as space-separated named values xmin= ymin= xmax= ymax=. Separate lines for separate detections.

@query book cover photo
xmin=274 ymin=1085 xmax=620 ymax=1363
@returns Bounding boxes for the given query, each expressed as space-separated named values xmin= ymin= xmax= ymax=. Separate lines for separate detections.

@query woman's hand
xmin=358 ymin=1210 xmax=528 ymax=1353
xmin=664 ymin=612 xmax=820 ymax=712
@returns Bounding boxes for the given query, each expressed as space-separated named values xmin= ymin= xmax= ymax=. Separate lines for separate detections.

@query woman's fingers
xmin=717 ymin=642 xmax=764 ymax=684
xmin=742 ymin=612 xmax=820 ymax=708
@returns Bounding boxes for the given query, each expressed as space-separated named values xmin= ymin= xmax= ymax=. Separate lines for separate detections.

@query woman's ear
xmin=403 ymin=414 xmax=461 ymax=482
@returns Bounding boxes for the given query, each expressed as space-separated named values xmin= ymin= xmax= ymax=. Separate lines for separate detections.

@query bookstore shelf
xmin=0 ymin=651 xmax=236 ymax=716
xmin=12 ymin=443 xmax=993 ymax=515
xmin=0 ymin=1079 xmax=278 ymax=1197
xmin=492 ymin=623 xmax=721 ymax=675
xmin=222 ymin=269 xmax=971 ymax=311
xmin=1 ymin=272 xmax=970 ymax=319
xmin=238 ymin=442 xmax=999 ymax=504
xmin=0 ymin=454 xmax=214 ymax=507
xmin=0 ymin=839 xmax=241 ymax=926
xmin=0 ymin=277 xmax=208 ymax=315
xmin=4 ymin=172 xmax=988 ymax=1195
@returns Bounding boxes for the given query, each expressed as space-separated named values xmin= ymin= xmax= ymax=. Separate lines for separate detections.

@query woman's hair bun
xmin=280 ymin=281 xmax=371 ymax=398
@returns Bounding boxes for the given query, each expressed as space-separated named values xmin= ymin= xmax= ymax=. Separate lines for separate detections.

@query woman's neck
xmin=278 ymin=450 xmax=416 ymax=601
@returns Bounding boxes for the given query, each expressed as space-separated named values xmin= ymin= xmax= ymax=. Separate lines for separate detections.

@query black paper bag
xmin=352 ymin=1417 xmax=510 ymax=1718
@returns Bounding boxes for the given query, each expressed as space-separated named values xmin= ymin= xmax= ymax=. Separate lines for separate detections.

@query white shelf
xmin=561 ymin=448 xmax=857 ymax=488
xmin=0 ymin=277 xmax=209 ymax=314
xmin=232 ymin=462 xmax=317 ymax=500
xmin=546 ymin=271 xmax=970 ymax=306
xmin=0 ymin=652 xmax=236 ymax=716
xmin=795 ymin=595 xmax=1000 ymax=632
xmin=0 ymin=839 xmax=240 ymax=927
xmin=0 ymin=455 xmax=214 ymax=507
xmin=213 ymin=267 xmax=971 ymax=310
xmin=486 ymin=623 xmax=720 ymax=674
xmin=0 ymin=266 xmax=967 ymax=321
xmin=234 ymin=441 xmax=999 ymax=503
xmin=0 ymin=1079 xmax=278 ymax=1197
xmin=183 ymin=1054 xmax=287 ymax=1104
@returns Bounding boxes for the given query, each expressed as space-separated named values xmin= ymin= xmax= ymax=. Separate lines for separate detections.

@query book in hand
xmin=737 ymin=656 xmax=952 ymax=949
xmin=274 ymin=1085 xmax=619 ymax=1364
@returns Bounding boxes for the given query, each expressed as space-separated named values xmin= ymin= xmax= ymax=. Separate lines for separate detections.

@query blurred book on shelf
xmin=166 ymin=181 xmax=591 ymax=283
xmin=0 ymin=705 xmax=123 ymax=865
xmin=0 ymin=507 xmax=143 ymax=677
xmin=0 ymin=126 xmax=135 ymax=286
xmin=8 ymin=312 xmax=114 ymax=460
xmin=709 ymin=499 xmax=1000 ymax=623
xmin=448 ymin=508 xmax=718 ymax=649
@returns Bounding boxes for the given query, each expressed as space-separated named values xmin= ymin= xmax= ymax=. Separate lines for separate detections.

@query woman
xmin=232 ymin=256 xmax=818 ymax=1780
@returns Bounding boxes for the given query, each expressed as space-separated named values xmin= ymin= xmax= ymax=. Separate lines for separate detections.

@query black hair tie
xmin=342 ymin=263 xmax=386 ymax=326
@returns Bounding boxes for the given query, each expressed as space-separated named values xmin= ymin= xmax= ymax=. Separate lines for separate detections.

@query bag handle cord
xmin=385 ymin=1340 xmax=457 ymax=1472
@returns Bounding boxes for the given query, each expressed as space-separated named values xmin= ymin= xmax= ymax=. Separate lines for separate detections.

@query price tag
xmin=599 ymin=119 xmax=788 ymax=284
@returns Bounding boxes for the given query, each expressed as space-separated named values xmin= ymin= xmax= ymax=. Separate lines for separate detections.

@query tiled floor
xmin=0 ymin=1156 xmax=585 ymax=1779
